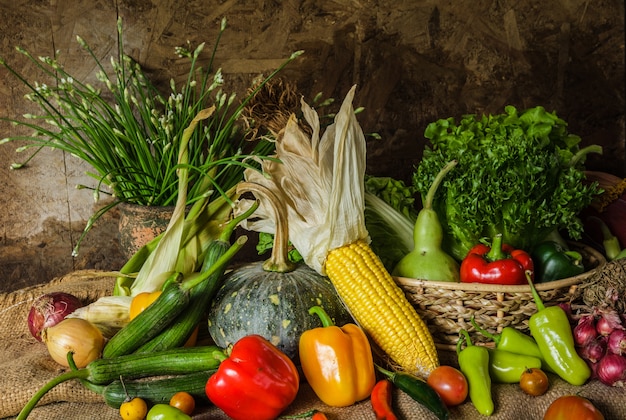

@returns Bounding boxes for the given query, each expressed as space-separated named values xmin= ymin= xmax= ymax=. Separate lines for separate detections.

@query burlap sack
xmin=1 ymin=270 xmax=625 ymax=419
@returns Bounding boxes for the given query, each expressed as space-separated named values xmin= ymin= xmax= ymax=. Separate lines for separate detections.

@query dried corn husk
xmin=236 ymin=85 xmax=367 ymax=274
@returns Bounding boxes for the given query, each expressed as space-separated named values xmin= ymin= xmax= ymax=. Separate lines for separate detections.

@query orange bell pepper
xmin=299 ymin=306 xmax=376 ymax=407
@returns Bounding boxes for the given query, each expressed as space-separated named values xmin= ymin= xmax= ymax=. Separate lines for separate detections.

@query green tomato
xmin=146 ymin=404 xmax=192 ymax=420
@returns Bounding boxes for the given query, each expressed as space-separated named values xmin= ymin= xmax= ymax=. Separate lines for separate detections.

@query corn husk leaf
xmin=129 ymin=107 xmax=221 ymax=295
xmin=67 ymin=295 xmax=132 ymax=338
xmin=236 ymin=85 xmax=367 ymax=274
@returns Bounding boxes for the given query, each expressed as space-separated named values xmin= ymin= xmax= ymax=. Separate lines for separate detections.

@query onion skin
xmin=28 ymin=292 xmax=83 ymax=342
xmin=578 ymin=336 xmax=607 ymax=364
xmin=607 ymin=329 xmax=626 ymax=355
xmin=574 ymin=315 xmax=598 ymax=347
xmin=41 ymin=318 xmax=104 ymax=368
xmin=596 ymin=353 xmax=626 ymax=387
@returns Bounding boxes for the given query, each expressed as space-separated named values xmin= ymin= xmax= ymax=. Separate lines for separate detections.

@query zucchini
xmin=134 ymin=205 xmax=257 ymax=354
xmin=17 ymin=348 xmax=224 ymax=420
xmin=102 ymin=370 xmax=216 ymax=408
xmin=103 ymin=277 xmax=190 ymax=358
xmin=82 ymin=345 xmax=226 ymax=384
xmin=135 ymin=239 xmax=231 ymax=353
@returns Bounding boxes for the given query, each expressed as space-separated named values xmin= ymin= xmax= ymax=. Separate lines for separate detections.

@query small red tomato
xmin=426 ymin=365 xmax=468 ymax=407
xmin=520 ymin=367 xmax=549 ymax=396
xmin=543 ymin=395 xmax=605 ymax=420
xmin=169 ymin=391 xmax=195 ymax=415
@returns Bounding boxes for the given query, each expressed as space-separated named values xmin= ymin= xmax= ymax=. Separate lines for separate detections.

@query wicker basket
xmin=395 ymin=242 xmax=606 ymax=350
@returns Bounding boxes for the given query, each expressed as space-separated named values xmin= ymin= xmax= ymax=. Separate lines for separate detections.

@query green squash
xmin=207 ymin=182 xmax=351 ymax=360
xmin=208 ymin=262 xmax=352 ymax=360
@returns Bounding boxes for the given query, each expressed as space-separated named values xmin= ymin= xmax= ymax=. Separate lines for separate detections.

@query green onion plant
xmin=0 ymin=17 xmax=302 ymax=255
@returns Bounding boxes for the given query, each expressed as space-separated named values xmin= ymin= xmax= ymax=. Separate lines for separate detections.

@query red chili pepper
xmin=205 ymin=334 xmax=299 ymax=420
xmin=460 ymin=234 xmax=534 ymax=285
xmin=370 ymin=379 xmax=399 ymax=420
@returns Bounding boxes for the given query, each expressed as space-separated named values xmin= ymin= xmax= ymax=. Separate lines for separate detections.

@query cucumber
xmin=102 ymin=370 xmax=216 ymax=408
xmin=83 ymin=345 xmax=226 ymax=384
xmin=17 ymin=348 xmax=224 ymax=420
xmin=134 ymin=239 xmax=231 ymax=353
xmin=103 ymin=277 xmax=190 ymax=358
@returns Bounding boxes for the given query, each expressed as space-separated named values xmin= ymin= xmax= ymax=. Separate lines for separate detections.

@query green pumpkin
xmin=208 ymin=262 xmax=351 ymax=360
xmin=207 ymin=181 xmax=351 ymax=361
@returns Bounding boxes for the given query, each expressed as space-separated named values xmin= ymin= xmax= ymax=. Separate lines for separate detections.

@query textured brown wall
xmin=0 ymin=0 xmax=624 ymax=291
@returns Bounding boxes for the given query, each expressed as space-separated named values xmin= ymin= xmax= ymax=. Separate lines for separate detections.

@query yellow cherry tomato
xmin=169 ymin=391 xmax=196 ymax=415
xmin=120 ymin=397 xmax=148 ymax=420
xmin=129 ymin=290 xmax=162 ymax=320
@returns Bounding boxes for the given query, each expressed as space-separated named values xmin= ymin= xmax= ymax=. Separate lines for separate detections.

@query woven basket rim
xmin=394 ymin=242 xmax=606 ymax=293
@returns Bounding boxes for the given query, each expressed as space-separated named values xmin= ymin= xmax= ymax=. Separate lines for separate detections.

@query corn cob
xmin=325 ymin=239 xmax=439 ymax=377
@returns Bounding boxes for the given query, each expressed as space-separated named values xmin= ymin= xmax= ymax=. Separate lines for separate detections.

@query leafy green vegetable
xmin=256 ymin=232 xmax=303 ymax=263
xmin=364 ymin=176 xmax=417 ymax=271
xmin=414 ymin=105 xmax=602 ymax=261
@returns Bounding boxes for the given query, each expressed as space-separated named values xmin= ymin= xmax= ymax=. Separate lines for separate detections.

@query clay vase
xmin=117 ymin=202 xmax=177 ymax=260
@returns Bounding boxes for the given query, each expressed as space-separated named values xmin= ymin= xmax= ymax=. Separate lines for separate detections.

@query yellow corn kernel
xmin=325 ymin=239 xmax=439 ymax=377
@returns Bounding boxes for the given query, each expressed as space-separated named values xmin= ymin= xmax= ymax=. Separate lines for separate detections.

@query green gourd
xmin=392 ymin=160 xmax=460 ymax=282
xmin=207 ymin=182 xmax=352 ymax=361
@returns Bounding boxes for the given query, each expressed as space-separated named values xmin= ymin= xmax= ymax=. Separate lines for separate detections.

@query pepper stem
xmin=525 ymin=270 xmax=545 ymax=311
xmin=485 ymin=234 xmax=507 ymax=262
xmin=470 ymin=316 xmax=500 ymax=346
xmin=456 ymin=329 xmax=473 ymax=355
xmin=374 ymin=364 xmax=397 ymax=381
xmin=309 ymin=306 xmax=335 ymax=328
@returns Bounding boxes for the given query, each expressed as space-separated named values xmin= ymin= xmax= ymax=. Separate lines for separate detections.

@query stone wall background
xmin=0 ymin=0 xmax=623 ymax=291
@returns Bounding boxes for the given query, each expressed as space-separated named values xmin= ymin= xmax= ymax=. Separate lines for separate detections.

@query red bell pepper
xmin=205 ymin=334 xmax=300 ymax=420
xmin=460 ymin=234 xmax=534 ymax=285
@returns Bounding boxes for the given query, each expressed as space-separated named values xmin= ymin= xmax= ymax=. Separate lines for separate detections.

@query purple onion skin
xmin=607 ymin=329 xmax=626 ymax=356
xmin=574 ymin=315 xmax=598 ymax=347
xmin=596 ymin=353 xmax=626 ymax=387
xmin=578 ymin=336 xmax=608 ymax=364
xmin=27 ymin=292 xmax=83 ymax=341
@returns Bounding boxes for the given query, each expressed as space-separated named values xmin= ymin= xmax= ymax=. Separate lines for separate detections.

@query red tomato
xmin=543 ymin=395 xmax=605 ymax=420
xmin=426 ymin=365 xmax=468 ymax=407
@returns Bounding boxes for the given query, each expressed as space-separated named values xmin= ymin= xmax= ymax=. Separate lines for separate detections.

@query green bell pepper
xmin=525 ymin=271 xmax=591 ymax=386
xmin=457 ymin=330 xmax=493 ymax=416
xmin=487 ymin=348 xmax=542 ymax=384
xmin=147 ymin=404 xmax=191 ymax=420
xmin=531 ymin=241 xmax=585 ymax=282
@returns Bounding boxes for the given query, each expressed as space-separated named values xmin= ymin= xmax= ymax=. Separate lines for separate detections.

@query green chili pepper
xmin=146 ymin=404 xmax=191 ymax=420
xmin=470 ymin=317 xmax=553 ymax=373
xmin=525 ymin=270 xmax=591 ymax=386
xmin=530 ymin=241 xmax=585 ymax=282
xmin=456 ymin=330 xmax=493 ymax=416
xmin=487 ymin=348 xmax=542 ymax=384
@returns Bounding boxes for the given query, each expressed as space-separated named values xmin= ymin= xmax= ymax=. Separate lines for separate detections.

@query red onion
xmin=27 ymin=292 xmax=83 ymax=342
xmin=557 ymin=303 xmax=573 ymax=322
xmin=596 ymin=353 xmax=626 ymax=387
xmin=595 ymin=309 xmax=624 ymax=336
xmin=573 ymin=314 xmax=598 ymax=347
xmin=607 ymin=329 xmax=626 ymax=355
xmin=578 ymin=336 xmax=607 ymax=364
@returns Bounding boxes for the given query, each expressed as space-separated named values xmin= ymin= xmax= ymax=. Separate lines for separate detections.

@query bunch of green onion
xmin=0 ymin=16 xmax=300 ymax=255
